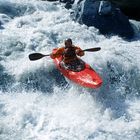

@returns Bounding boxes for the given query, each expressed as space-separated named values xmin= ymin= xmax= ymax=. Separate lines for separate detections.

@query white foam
xmin=0 ymin=0 xmax=140 ymax=139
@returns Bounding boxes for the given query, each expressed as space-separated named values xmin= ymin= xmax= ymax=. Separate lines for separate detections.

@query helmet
xmin=65 ymin=38 xmax=72 ymax=45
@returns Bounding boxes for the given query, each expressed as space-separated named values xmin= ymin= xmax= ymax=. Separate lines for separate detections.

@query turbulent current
xmin=0 ymin=0 xmax=140 ymax=139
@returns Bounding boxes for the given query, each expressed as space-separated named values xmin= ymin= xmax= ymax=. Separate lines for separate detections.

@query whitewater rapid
xmin=0 ymin=0 xmax=140 ymax=139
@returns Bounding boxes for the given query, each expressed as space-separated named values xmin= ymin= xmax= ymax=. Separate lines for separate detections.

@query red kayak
xmin=53 ymin=49 xmax=102 ymax=88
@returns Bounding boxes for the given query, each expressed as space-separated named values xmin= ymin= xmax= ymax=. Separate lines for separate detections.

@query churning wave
xmin=0 ymin=0 xmax=140 ymax=139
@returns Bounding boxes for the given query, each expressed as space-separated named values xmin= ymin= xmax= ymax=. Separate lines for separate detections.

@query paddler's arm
xmin=50 ymin=47 xmax=65 ymax=59
xmin=75 ymin=46 xmax=85 ymax=57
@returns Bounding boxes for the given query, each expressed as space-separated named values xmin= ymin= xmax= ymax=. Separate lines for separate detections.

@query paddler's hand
xmin=76 ymin=49 xmax=85 ymax=56
xmin=50 ymin=53 xmax=55 ymax=59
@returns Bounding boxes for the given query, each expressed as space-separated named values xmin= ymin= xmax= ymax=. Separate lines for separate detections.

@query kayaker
xmin=50 ymin=38 xmax=85 ymax=71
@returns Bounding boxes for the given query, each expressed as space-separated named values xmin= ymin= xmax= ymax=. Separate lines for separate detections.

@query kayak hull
xmin=53 ymin=49 xmax=102 ymax=88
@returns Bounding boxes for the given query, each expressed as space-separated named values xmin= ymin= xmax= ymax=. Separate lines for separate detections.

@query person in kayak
xmin=50 ymin=38 xmax=85 ymax=71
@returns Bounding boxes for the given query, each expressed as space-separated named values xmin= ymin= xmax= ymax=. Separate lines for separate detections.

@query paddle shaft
xmin=29 ymin=47 xmax=101 ymax=61
xmin=83 ymin=47 xmax=101 ymax=52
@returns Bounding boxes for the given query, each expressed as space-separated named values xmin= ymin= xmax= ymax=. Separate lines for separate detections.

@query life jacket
xmin=63 ymin=46 xmax=77 ymax=63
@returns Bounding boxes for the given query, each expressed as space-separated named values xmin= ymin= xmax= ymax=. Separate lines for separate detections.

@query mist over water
xmin=0 ymin=0 xmax=140 ymax=139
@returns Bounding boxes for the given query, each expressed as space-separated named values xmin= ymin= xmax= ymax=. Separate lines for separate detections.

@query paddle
xmin=29 ymin=53 xmax=50 ymax=61
xmin=29 ymin=47 xmax=101 ymax=61
xmin=83 ymin=47 xmax=101 ymax=52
